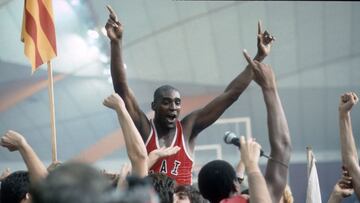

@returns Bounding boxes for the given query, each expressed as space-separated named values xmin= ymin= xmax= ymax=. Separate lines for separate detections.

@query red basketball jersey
xmin=220 ymin=195 xmax=248 ymax=203
xmin=146 ymin=119 xmax=193 ymax=185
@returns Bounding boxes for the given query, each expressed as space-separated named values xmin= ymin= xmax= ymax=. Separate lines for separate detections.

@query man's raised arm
xmin=243 ymin=50 xmax=291 ymax=203
xmin=184 ymin=21 xmax=275 ymax=141
xmin=0 ymin=130 xmax=48 ymax=183
xmin=105 ymin=5 xmax=150 ymax=139
xmin=103 ymin=93 xmax=148 ymax=177
xmin=338 ymin=92 xmax=360 ymax=198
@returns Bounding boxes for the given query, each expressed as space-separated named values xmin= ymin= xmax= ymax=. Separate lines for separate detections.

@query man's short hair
xmin=175 ymin=185 xmax=206 ymax=203
xmin=31 ymin=162 xmax=112 ymax=203
xmin=146 ymin=173 xmax=175 ymax=203
xmin=0 ymin=170 xmax=29 ymax=203
xmin=198 ymin=160 xmax=237 ymax=203
xmin=153 ymin=85 xmax=179 ymax=102
xmin=117 ymin=176 xmax=159 ymax=203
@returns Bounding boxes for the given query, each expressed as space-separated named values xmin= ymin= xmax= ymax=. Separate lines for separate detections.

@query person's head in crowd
xmin=280 ymin=184 xmax=293 ymax=203
xmin=147 ymin=173 xmax=176 ymax=203
xmin=0 ymin=170 xmax=30 ymax=203
xmin=116 ymin=177 xmax=159 ymax=203
xmin=173 ymin=185 xmax=206 ymax=203
xmin=198 ymin=160 xmax=240 ymax=203
xmin=31 ymin=162 xmax=112 ymax=203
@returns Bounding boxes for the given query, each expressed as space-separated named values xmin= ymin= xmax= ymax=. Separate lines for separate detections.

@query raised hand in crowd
xmin=240 ymin=136 xmax=272 ymax=203
xmin=338 ymin=92 xmax=360 ymax=198
xmin=327 ymin=168 xmax=354 ymax=203
xmin=243 ymin=50 xmax=291 ymax=203
xmin=117 ymin=162 xmax=132 ymax=190
xmin=256 ymin=20 xmax=276 ymax=61
xmin=148 ymin=146 xmax=180 ymax=168
xmin=1 ymin=130 xmax=48 ymax=183
xmin=105 ymin=5 xmax=123 ymax=42
xmin=103 ymin=93 xmax=148 ymax=177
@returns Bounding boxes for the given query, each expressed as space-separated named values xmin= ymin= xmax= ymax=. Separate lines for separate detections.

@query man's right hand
xmin=332 ymin=169 xmax=353 ymax=199
xmin=240 ymin=136 xmax=262 ymax=173
xmin=0 ymin=130 xmax=27 ymax=152
xmin=339 ymin=92 xmax=358 ymax=113
xmin=103 ymin=93 xmax=125 ymax=111
xmin=105 ymin=5 xmax=123 ymax=42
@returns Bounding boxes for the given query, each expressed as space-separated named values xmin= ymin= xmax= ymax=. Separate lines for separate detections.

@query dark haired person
xmin=0 ymin=171 xmax=30 ymax=203
xmin=173 ymin=185 xmax=206 ymax=203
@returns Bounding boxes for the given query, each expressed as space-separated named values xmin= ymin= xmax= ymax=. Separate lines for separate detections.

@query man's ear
xmin=151 ymin=101 xmax=156 ymax=111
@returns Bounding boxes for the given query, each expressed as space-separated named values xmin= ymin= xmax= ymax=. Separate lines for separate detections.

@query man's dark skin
xmin=105 ymin=5 xmax=290 ymax=202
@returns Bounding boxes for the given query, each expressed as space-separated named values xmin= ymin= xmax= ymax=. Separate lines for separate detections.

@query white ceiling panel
xmin=273 ymin=43 xmax=298 ymax=77
xmin=296 ymin=4 xmax=324 ymax=70
xmin=0 ymin=2 xmax=28 ymax=65
xmin=116 ymin=0 xmax=152 ymax=44
xmin=53 ymin=85 xmax=82 ymax=121
xmin=143 ymin=0 xmax=179 ymax=32
xmin=351 ymin=57 xmax=360 ymax=86
xmin=323 ymin=3 xmax=351 ymax=62
xmin=62 ymin=117 xmax=97 ymax=149
xmin=129 ymin=38 xmax=164 ymax=80
xmin=351 ymin=3 xmax=360 ymax=55
xmin=297 ymin=4 xmax=324 ymax=72
xmin=299 ymin=67 xmax=326 ymax=88
xmin=1 ymin=104 xmax=36 ymax=130
xmin=205 ymin=1 xmax=235 ymax=11
xmin=277 ymin=74 xmax=300 ymax=88
xmin=325 ymin=59 xmax=351 ymax=87
xmin=175 ymin=1 xmax=208 ymax=21
xmin=155 ymin=27 xmax=193 ymax=83
xmin=18 ymin=92 xmax=51 ymax=128
xmin=266 ymin=2 xmax=296 ymax=44
xmin=183 ymin=17 xmax=220 ymax=85
xmin=237 ymin=2 xmax=267 ymax=56
xmin=207 ymin=5 xmax=243 ymax=84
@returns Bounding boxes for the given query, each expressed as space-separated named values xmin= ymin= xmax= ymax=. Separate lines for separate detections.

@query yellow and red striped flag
xmin=21 ymin=0 xmax=57 ymax=72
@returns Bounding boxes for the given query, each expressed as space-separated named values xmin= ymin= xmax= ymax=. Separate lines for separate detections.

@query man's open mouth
xmin=166 ymin=114 xmax=177 ymax=122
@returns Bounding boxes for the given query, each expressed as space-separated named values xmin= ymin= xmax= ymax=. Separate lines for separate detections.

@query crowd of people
xmin=0 ymin=5 xmax=359 ymax=203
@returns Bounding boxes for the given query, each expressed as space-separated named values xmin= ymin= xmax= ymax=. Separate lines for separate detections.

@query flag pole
xmin=47 ymin=61 xmax=57 ymax=162
xmin=306 ymin=146 xmax=312 ymax=178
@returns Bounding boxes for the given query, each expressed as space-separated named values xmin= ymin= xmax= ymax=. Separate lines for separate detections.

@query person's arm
xmin=327 ymin=169 xmax=353 ymax=203
xmin=105 ymin=5 xmax=151 ymax=140
xmin=243 ymin=51 xmax=291 ymax=203
xmin=103 ymin=93 xmax=148 ymax=177
xmin=0 ymin=168 xmax=11 ymax=182
xmin=0 ymin=130 xmax=48 ymax=183
xmin=338 ymin=92 xmax=360 ymax=197
xmin=235 ymin=157 xmax=245 ymax=184
xmin=240 ymin=136 xmax=272 ymax=203
xmin=117 ymin=163 xmax=132 ymax=190
xmin=183 ymin=21 xmax=275 ymax=144
xmin=148 ymin=146 xmax=180 ymax=169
